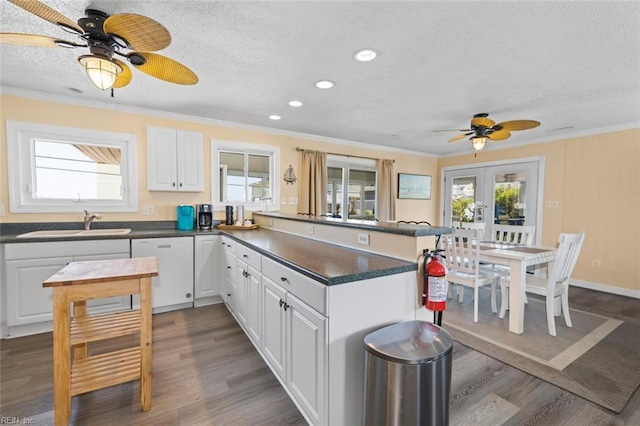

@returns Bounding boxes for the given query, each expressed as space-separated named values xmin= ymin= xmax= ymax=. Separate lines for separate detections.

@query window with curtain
xmin=326 ymin=155 xmax=377 ymax=220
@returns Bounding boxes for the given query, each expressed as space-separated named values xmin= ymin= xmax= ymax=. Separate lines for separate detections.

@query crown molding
xmin=0 ymin=86 xmax=437 ymax=159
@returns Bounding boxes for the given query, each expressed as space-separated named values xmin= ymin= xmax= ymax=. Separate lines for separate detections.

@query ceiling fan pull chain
xmin=111 ymin=88 xmax=114 ymax=98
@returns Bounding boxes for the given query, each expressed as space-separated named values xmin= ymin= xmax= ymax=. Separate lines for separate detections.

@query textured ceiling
xmin=1 ymin=1 xmax=638 ymax=156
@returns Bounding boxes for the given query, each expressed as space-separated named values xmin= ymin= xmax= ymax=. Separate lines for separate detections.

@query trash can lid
xmin=364 ymin=321 xmax=453 ymax=364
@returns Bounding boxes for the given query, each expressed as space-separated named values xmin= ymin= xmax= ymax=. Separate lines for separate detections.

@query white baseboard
xmin=571 ymin=278 xmax=640 ymax=299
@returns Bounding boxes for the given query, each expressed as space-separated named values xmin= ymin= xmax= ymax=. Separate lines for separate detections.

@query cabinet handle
xmin=279 ymin=299 xmax=284 ymax=307
xmin=158 ymin=245 xmax=172 ymax=249
xmin=227 ymin=293 xmax=232 ymax=297
xmin=243 ymin=254 xmax=248 ymax=258
xmin=280 ymin=277 xmax=288 ymax=283
xmin=227 ymin=266 xmax=231 ymax=269
xmin=179 ymin=183 xmax=183 ymax=187
xmin=222 ymin=242 xmax=226 ymax=246
xmin=283 ymin=303 xmax=289 ymax=311
xmin=186 ymin=293 xmax=192 ymax=299
xmin=172 ymin=182 xmax=176 ymax=187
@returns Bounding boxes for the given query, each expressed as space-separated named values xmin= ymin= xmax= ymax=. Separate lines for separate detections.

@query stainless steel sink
xmin=17 ymin=229 xmax=131 ymax=238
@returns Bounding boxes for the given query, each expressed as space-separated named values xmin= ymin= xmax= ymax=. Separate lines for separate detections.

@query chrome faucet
xmin=83 ymin=210 xmax=102 ymax=230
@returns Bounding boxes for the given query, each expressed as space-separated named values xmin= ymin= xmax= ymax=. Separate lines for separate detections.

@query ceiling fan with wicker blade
xmin=434 ymin=113 xmax=540 ymax=151
xmin=0 ymin=0 xmax=198 ymax=91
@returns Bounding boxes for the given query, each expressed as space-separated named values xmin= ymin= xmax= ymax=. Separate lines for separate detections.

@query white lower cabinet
xmin=4 ymin=240 xmax=131 ymax=334
xmin=220 ymin=237 xmax=237 ymax=312
xmin=260 ymin=258 xmax=327 ymax=426
xmin=236 ymin=243 xmax=263 ymax=346
xmin=194 ymin=235 xmax=221 ymax=306
xmin=132 ymin=237 xmax=194 ymax=311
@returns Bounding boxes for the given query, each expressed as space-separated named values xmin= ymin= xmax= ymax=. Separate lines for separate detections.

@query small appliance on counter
xmin=225 ymin=205 xmax=234 ymax=225
xmin=196 ymin=204 xmax=214 ymax=230
xmin=176 ymin=205 xmax=195 ymax=231
xmin=236 ymin=205 xmax=245 ymax=225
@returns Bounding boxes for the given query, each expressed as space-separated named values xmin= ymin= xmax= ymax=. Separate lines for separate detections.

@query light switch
xmin=289 ymin=197 xmax=298 ymax=205
xmin=281 ymin=197 xmax=287 ymax=205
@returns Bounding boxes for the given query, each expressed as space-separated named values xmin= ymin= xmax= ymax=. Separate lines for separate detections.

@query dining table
xmin=478 ymin=241 xmax=557 ymax=334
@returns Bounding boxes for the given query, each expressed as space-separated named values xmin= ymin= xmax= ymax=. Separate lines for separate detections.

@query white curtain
xmin=298 ymin=149 xmax=327 ymax=216
xmin=376 ymin=159 xmax=396 ymax=221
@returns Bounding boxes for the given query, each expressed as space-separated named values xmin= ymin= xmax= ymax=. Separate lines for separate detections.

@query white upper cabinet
xmin=147 ymin=126 xmax=203 ymax=192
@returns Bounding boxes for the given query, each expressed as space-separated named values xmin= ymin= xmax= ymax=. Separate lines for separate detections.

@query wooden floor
xmin=1 ymin=287 xmax=639 ymax=425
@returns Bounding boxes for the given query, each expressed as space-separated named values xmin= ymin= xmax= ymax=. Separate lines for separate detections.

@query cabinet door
xmin=245 ymin=265 xmax=261 ymax=345
xmin=73 ymin=253 xmax=131 ymax=314
xmin=147 ymin=126 xmax=178 ymax=191
xmin=5 ymin=257 xmax=72 ymax=326
xmin=194 ymin=235 xmax=220 ymax=301
xmin=176 ymin=130 xmax=203 ymax=192
xmin=236 ymin=259 xmax=248 ymax=325
xmin=287 ymin=292 xmax=327 ymax=425
xmin=132 ymin=238 xmax=194 ymax=309
xmin=221 ymin=247 xmax=236 ymax=309
xmin=262 ymin=275 xmax=287 ymax=381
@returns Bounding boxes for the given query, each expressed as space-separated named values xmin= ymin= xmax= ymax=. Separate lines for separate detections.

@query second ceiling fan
xmin=435 ymin=113 xmax=540 ymax=151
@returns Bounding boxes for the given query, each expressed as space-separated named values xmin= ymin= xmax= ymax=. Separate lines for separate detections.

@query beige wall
xmin=0 ymin=94 xmax=438 ymax=224
xmin=438 ymin=128 xmax=640 ymax=294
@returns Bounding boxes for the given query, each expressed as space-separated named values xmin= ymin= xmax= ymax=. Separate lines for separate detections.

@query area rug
xmin=436 ymin=287 xmax=640 ymax=413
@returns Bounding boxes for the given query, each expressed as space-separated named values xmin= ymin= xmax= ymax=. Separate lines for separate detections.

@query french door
xmin=443 ymin=160 xmax=542 ymax=243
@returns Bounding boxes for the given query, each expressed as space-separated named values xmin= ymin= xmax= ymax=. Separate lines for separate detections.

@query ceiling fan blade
xmin=0 ymin=33 xmax=81 ymax=48
xmin=488 ymin=130 xmax=512 ymax=141
xmin=9 ymin=0 xmax=83 ymax=34
xmin=448 ymin=132 xmax=473 ymax=143
xmin=432 ymin=129 xmax=472 ymax=133
xmin=113 ymin=59 xmax=132 ymax=88
xmin=128 ymin=52 xmax=198 ymax=85
xmin=104 ymin=14 xmax=171 ymax=52
xmin=470 ymin=116 xmax=495 ymax=128
xmin=496 ymin=120 xmax=541 ymax=131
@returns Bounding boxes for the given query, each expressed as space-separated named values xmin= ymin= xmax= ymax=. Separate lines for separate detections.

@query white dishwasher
xmin=131 ymin=237 xmax=194 ymax=312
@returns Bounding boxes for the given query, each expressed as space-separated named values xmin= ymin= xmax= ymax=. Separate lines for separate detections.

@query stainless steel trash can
xmin=363 ymin=320 xmax=453 ymax=426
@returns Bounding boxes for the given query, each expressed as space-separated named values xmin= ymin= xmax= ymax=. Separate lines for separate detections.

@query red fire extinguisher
xmin=423 ymin=248 xmax=447 ymax=326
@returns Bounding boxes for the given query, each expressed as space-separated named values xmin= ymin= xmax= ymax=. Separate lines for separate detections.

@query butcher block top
xmin=43 ymin=257 xmax=158 ymax=287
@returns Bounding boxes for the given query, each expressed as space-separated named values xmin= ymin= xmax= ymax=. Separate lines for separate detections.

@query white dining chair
xmin=491 ymin=224 xmax=535 ymax=245
xmin=498 ymin=232 xmax=585 ymax=336
xmin=455 ymin=221 xmax=487 ymax=232
xmin=441 ymin=228 xmax=502 ymax=322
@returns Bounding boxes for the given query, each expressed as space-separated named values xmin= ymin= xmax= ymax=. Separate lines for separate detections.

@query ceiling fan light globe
xmin=471 ymin=136 xmax=487 ymax=151
xmin=78 ymin=55 xmax=123 ymax=90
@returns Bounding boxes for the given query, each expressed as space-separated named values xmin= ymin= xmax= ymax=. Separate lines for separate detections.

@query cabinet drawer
xmin=236 ymin=243 xmax=261 ymax=272
xmin=221 ymin=236 xmax=236 ymax=256
xmin=224 ymin=251 xmax=236 ymax=280
xmin=5 ymin=240 xmax=130 ymax=260
xmin=262 ymin=257 xmax=326 ymax=315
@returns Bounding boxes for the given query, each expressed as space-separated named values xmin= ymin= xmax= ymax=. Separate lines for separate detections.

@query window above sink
xmin=6 ymin=121 xmax=138 ymax=213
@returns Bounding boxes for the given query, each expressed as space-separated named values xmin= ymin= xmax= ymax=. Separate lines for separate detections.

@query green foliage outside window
xmin=452 ymin=197 xmax=474 ymax=222
xmin=495 ymin=185 xmax=521 ymax=218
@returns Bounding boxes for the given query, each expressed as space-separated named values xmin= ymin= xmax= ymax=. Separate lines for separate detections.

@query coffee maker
xmin=196 ymin=204 xmax=214 ymax=230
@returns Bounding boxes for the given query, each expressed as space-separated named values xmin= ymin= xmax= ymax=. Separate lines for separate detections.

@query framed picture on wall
xmin=397 ymin=173 xmax=431 ymax=199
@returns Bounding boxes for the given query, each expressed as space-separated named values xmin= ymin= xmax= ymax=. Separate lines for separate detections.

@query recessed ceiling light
xmin=354 ymin=48 xmax=378 ymax=62
xmin=316 ymin=80 xmax=335 ymax=89
xmin=269 ymin=115 xmax=281 ymax=120
xmin=288 ymin=100 xmax=303 ymax=107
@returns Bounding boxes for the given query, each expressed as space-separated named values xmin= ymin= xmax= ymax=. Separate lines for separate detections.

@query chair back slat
xmin=455 ymin=221 xmax=487 ymax=232
xmin=491 ymin=224 xmax=535 ymax=245
xmin=548 ymin=232 xmax=585 ymax=290
xmin=441 ymin=228 xmax=483 ymax=275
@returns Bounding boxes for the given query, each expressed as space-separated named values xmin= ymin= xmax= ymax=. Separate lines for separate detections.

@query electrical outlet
xmin=306 ymin=225 xmax=314 ymax=235
xmin=289 ymin=196 xmax=298 ymax=205
xmin=592 ymin=259 xmax=601 ymax=268
xmin=281 ymin=197 xmax=287 ymax=205
xmin=544 ymin=200 xmax=560 ymax=208
xmin=143 ymin=205 xmax=155 ymax=215
xmin=357 ymin=233 xmax=370 ymax=245
xmin=268 ymin=219 xmax=273 ymax=226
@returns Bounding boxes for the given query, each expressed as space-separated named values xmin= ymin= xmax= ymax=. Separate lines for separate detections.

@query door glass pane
xmin=493 ymin=172 xmax=528 ymax=225
xmin=220 ymin=152 xmax=245 ymax=202
xmin=451 ymin=176 xmax=477 ymax=224
xmin=347 ymin=169 xmax=376 ymax=220
xmin=248 ymin=153 xmax=270 ymax=201
xmin=327 ymin=166 xmax=343 ymax=216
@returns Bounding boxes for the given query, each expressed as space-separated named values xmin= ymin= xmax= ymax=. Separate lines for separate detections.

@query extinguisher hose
xmin=421 ymin=252 xmax=429 ymax=306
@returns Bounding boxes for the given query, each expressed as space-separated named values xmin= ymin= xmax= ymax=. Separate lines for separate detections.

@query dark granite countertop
xmin=253 ymin=212 xmax=452 ymax=237
xmin=0 ymin=221 xmax=416 ymax=286
xmin=222 ymin=229 xmax=416 ymax=285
